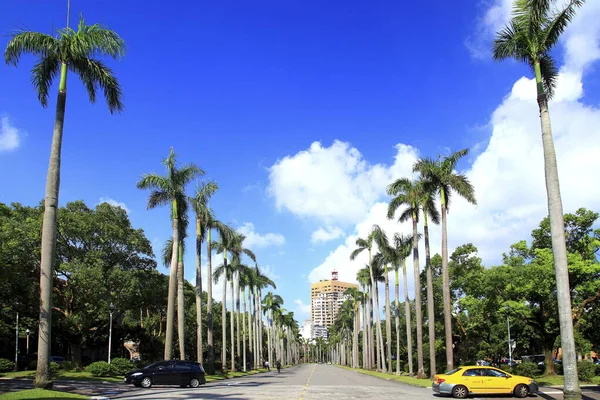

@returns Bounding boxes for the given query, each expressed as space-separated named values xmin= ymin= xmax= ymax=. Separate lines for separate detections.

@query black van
xmin=124 ymin=360 xmax=206 ymax=388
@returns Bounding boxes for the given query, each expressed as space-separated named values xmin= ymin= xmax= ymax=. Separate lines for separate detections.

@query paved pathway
xmin=2 ymin=364 xmax=600 ymax=399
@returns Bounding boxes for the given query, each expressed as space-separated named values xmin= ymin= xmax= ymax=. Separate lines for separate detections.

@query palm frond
xmin=543 ymin=0 xmax=585 ymax=50
xmin=387 ymin=195 xmax=407 ymax=220
xmin=538 ymin=54 xmax=558 ymax=99
xmin=447 ymin=174 xmax=477 ymax=206
xmin=30 ymin=55 xmax=60 ymax=107
xmin=73 ymin=17 xmax=126 ymax=59
xmin=162 ymin=237 xmax=173 ymax=267
xmin=444 ymin=148 xmax=469 ymax=171
xmin=68 ymin=57 xmax=123 ymax=112
xmin=4 ymin=31 xmax=58 ymax=66
xmin=243 ymin=248 xmax=257 ymax=262
xmin=349 ymin=247 xmax=364 ymax=261
xmin=136 ymin=173 xmax=170 ymax=190
xmin=145 ymin=190 xmax=170 ymax=210
xmin=175 ymin=163 xmax=204 ymax=187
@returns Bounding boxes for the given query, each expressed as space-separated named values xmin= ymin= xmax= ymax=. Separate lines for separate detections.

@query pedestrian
xmin=265 ymin=360 xmax=270 ymax=371
xmin=276 ymin=360 xmax=281 ymax=373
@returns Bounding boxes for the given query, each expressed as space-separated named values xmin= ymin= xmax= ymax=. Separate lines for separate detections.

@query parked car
xmin=124 ymin=360 xmax=206 ymax=388
xmin=432 ymin=366 xmax=538 ymax=399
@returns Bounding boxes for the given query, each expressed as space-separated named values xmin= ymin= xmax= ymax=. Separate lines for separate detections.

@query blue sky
xmin=2 ymin=0 xmax=600 ymax=322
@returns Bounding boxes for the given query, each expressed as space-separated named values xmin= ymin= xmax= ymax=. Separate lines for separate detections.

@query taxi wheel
xmin=452 ymin=385 xmax=468 ymax=398
xmin=514 ymin=384 xmax=529 ymax=398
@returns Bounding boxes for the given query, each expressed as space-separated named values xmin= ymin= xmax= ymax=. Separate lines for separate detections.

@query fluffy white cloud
xmin=293 ymin=299 xmax=311 ymax=321
xmin=268 ymin=140 xmax=418 ymax=225
xmin=311 ymin=226 xmax=344 ymax=243
xmin=304 ymin=0 xmax=600 ymax=302
xmin=0 ymin=116 xmax=22 ymax=152
xmin=237 ymin=222 xmax=285 ymax=248
xmin=98 ymin=197 xmax=130 ymax=213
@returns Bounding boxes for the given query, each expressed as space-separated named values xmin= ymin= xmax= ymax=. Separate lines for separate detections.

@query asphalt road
xmin=1 ymin=364 xmax=599 ymax=399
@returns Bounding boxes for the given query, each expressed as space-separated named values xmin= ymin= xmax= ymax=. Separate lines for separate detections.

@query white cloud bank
xmin=0 ymin=116 xmax=22 ymax=152
xmin=237 ymin=222 xmax=285 ymax=249
xmin=311 ymin=226 xmax=344 ymax=243
xmin=268 ymin=0 xmax=600 ymax=299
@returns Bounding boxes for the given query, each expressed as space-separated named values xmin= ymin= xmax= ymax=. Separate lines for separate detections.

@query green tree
xmin=414 ymin=149 xmax=477 ymax=370
xmin=5 ymin=16 xmax=125 ymax=387
xmin=137 ymin=148 xmax=202 ymax=360
xmin=493 ymin=1 xmax=586 ymax=398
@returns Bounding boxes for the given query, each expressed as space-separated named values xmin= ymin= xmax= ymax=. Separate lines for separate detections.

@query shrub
xmin=595 ymin=363 xmax=600 ymax=376
xmin=0 ymin=358 xmax=15 ymax=372
xmin=554 ymin=362 xmax=563 ymax=375
xmin=27 ymin=360 xmax=37 ymax=370
xmin=577 ymin=361 xmax=595 ymax=382
xmin=85 ymin=361 xmax=117 ymax=377
xmin=49 ymin=361 xmax=61 ymax=373
xmin=515 ymin=362 xmax=539 ymax=378
xmin=110 ymin=358 xmax=135 ymax=375
xmin=498 ymin=364 xmax=514 ymax=374
xmin=60 ymin=360 xmax=75 ymax=371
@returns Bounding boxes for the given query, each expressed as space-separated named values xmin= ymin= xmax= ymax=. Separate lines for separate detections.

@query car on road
xmin=432 ymin=365 xmax=538 ymax=398
xmin=123 ymin=360 xmax=206 ymax=389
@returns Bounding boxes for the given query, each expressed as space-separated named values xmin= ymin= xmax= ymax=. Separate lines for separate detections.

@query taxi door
xmin=461 ymin=368 xmax=487 ymax=393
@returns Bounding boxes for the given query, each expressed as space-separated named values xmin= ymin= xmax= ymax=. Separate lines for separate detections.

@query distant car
xmin=50 ymin=356 xmax=64 ymax=364
xmin=123 ymin=360 xmax=206 ymax=388
xmin=432 ymin=366 xmax=538 ymax=399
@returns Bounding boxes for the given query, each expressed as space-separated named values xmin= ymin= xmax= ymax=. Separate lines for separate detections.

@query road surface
xmin=2 ymin=364 xmax=599 ymax=399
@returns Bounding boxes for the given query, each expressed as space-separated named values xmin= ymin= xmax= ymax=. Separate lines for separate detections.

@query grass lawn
xmin=206 ymin=368 xmax=266 ymax=382
xmin=0 ymin=389 xmax=87 ymax=399
xmin=535 ymin=374 xmax=600 ymax=387
xmin=337 ymin=365 xmax=432 ymax=387
xmin=0 ymin=370 xmax=122 ymax=382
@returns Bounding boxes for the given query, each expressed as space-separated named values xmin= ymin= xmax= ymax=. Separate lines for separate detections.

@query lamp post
xmin=26 ymin=329 xmax=30 ymax=354
xmin=108 ymin=303 xmax=115 ymax=364
xmin=14 ymin=311 xmax=19 ymax=370
xmin=506 ymin=306 xmax=512 ymax=365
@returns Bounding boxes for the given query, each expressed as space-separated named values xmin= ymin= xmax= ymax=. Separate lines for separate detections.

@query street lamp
xmin=505 ymin=306 xmax=512 ymax=365
xmin=26 ymin=329 xmax=30 ymax=354
xmin=108 ymin=303 xmax=115 ymax=364
xmin=14 ymin=311 xmax=19 ymax=371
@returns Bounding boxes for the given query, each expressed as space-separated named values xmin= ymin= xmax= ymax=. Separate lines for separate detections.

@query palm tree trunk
xmin=206 ymin=230 xmax=215 ymax=374
xmin=535 ymin=67 xmax=581 ymax=399
xmin=403 ymin=259 xmax=413 ymax=376
xmin=236 ymin=273 xmax=241 ymax=366
xmin=35 ymin=62 xmax=68 ymax=389
xmin=385 ymin=265 xmax=392 ymax=374
xmin=177 ymin=241 xmax=185 ymax=360
xmin=230 ymin=279 xmax=235 ymax=371
xmin=440 ymin=193 xmax=453 ymax=371
xmin=221 ymin=256 xmax=227 ymax=372
xmin=395 ymin=269 xmax=401 ymax=375
xmin=369 ymin=289 xmax=375 ymax=369
xmin=361 ymin=296 xmax=367 ymax=369
xmin=412 ymin=215 xmax=425 ymax=378
xmin=354 ymin=303 xmax=359 ymax=368
xmin=368 ymin=250 xmax=385 ymax=372
xmin=266 ymin=313 xmax=272 ymax=367
xmin=242 ymin=288 xmax=247 ymax=372
xmin=165 ymin=202 xmax=180 ymax=361
xmin=195 ymin=220 xmax=203 ymax=364
xmin=247 ymin=289 xmax=253 ymax=368
xmin=424 ymin=213 xmax=436 ymax=378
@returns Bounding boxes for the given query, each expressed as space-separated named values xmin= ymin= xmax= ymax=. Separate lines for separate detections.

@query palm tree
xmin=213 ymin=255 xmax=233 ymax=372
xmin=344 ymin=287 xmax=362 ymax=368
xmin=418 ymin=183 xmax=440 ymax=377
xmin=357 ymin=267 xmax=372 ymax=369
xmin=138 ymin=148 xmax=202 ymax=360
xmin=396 ymin=233 xmax=416 ymax=376
xmin=239 ymin=264 xmax=254 ymax=371
xmin=189 ymin=181 xmax=219 ymax=364
xmin=493 ymin=1 xmax=585 ymax=396
xmin=373 ymin=230 xmax=393 ymax=374
xmin=204 ymin=215 xmax=231 ymax=374
xmin=350 ymin=227 xmax=386 ymax=372
xmin=387 ymin=177 xmax=426 ymax=378
xmin=5 ymin=15 xmax=125 ymax=387
xmin=414 ymin=149 xmax=476 ymax=371
xmin=254 ymin=265 xmax=276 ymax=367
xmin=263 ymin=292 xmax=283 ymax=367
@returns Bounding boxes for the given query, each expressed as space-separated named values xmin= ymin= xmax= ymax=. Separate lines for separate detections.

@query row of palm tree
xmin=138 ymin=148 xmax=300 ymax=373
xmin=5 ymin=0 xmax=586 ymax=396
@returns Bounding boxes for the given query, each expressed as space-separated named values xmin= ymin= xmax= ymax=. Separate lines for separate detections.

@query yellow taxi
xmin=432 ymin=365 xmax=538 ymax=398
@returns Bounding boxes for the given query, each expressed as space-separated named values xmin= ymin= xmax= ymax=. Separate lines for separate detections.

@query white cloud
xmin=237 ymin=222 xmax=285 ymax=248
xmin=303 ymin=1 xmax=600 ymax=306
xmin=98 ymin=197 xmax=130 ymax=213
xmin=293 ymin=299 xmax=311 ymax=321
xmin=268 ymin=140 xmax=418 ymax=225
xmin=311 ymin=226 xmax=345 ymax=243
xmin=0 ymin=116 xmax=22 ymax=152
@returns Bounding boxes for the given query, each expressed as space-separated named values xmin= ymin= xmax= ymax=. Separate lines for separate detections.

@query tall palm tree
xmin=387 ymin=177 xmax=426 ymax=378
xmin=357 ymin=267 xmax=372 ymax=369
xmin=395 ymin=233 xmax=416 ymax=376
xmin=138 ymin=148 xmax=202 ymax=360
xmin=239 ymin=264 xmax=254 ymax=371
xmin=189 ymin=181 xmax=218 ymax=365
xmin=350 ymin=227 xmax=386 ymax=372
xmin=418 ymin=183 xmax=440 ymax=377
xmin=414 ymin=149 xmax=476 ymax=371
xmin=344 ymin=287 xmax=362 ymax=368
xmin=204 ymin=215 xmax=231 ymax=374
xmin=493 ymin=1 xmax=585 ymax=397
xmin=263 ymin=292 xmax=283 ymax=367
xmin=213 ymin=230 xmax=235 ymax=372
xmin=5 ymin=15 xmax=125 ymax=387
xmin=373 ymin=230 xmax=393 ymax=374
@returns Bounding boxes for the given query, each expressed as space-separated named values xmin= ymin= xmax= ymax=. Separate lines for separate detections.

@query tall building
xmin=310 ymin=270 xmax=358 ymax=338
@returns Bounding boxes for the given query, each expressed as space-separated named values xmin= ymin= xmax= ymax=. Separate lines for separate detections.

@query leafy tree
xmin=5 ymin=16 xmax=125 ymax=387
xmin=493 ymin=1 xmax=586 ymax=398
